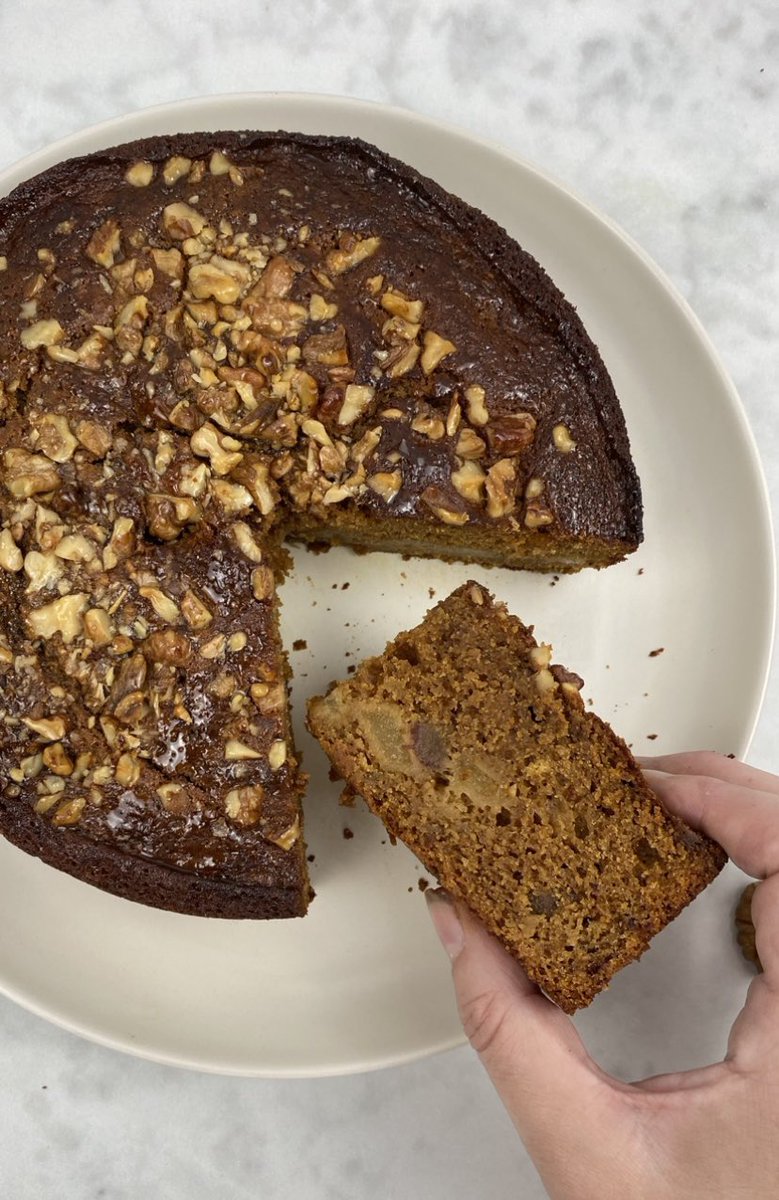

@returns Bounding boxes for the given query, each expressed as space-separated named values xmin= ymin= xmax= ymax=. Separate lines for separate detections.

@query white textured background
xmin=0 ymin=2 xmax=776 ymax=1197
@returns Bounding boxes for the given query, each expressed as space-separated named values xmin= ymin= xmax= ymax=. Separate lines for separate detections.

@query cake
xmin=307 ymin=583 xmax=726 ymax=1010
xmin=0 ymin=131 xmax=642 ymax=917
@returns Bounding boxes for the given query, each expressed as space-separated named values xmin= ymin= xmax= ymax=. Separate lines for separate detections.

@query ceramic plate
xmin=0 ymin=94 xmax=773 ymax=1077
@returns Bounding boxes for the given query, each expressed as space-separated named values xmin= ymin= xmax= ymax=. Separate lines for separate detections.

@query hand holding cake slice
xmin=307 ymin=582 xmax=726 ymax=1011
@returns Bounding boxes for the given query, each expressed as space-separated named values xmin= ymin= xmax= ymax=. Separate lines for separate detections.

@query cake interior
xmin=308 ymin=582 xmax=726 ymax=1011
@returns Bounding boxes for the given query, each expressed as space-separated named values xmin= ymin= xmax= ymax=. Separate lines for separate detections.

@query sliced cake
xmin=0 ymin=130 xmax=643 ymax=916
xmin=308 ymin=583 xmax=726 ymax=1010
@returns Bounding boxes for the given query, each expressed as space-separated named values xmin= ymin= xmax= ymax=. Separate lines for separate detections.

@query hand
xmin=426 ymin=752 xmax=779 ymax=1200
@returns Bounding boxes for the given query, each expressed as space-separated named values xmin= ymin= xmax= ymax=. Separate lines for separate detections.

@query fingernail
xmin=426 ymin=888 xmax=464 ymax=960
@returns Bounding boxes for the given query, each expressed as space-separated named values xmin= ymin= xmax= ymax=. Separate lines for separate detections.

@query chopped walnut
xmin=487 ymin=412 xmax=537 ymax=456
xmin=0 ymin=528 xmax=23 ymax=572
xmin=125 ymin=161 xmax=154 ymax=187
xmin=27 ymin=593 xmax=88 ymax=643
xmin=380 ymin=288 xmax=424 ymax=323
xmin=367 ymin=471 xmax=402 ymax=502
xmin=145 ymin=493 xmax=201 ymax=541
xmin=225 ymin=784 xmax=264 ymax=826
xmin=326 ymin=234 xmax=381 ymax=275
xmin=421 ymin=486 xmax=469 ymax=525
xmin=86 ymin=219 xmax=122 ymax=268
xmin=21 ymin=319 xmax=65 ymax=350
xmin=553 ymin=423 xmax=577 ymax=453
xmin=485 ymin=459 xmax=516 ymax=519
xmin=451 ymin=460 xmax=486 ymax=505
xmin=338 ymin=384 xmax=374 ymax=426
xmin=420 ymin=331 xmax=456 ymax=375
xmin=464 ymin=385 xmax=489 ymax=427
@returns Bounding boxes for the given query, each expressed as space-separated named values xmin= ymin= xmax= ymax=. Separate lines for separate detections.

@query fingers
xmin=643 ymin=768 xmax=779 ymax=879
xmin=639 ymin=751 xmax=779 ymax=797
xmin=426 ymin=891 xmax=620 ymax=1158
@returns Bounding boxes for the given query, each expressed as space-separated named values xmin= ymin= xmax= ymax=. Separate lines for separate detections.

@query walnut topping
xmin=525 ymin=477 xmax=545 ymax=500
xmin=421 ymin=486 xmax=469 ymax=525
xmin=302 ymin=327 xmax=348 ymax=367
xmin=3 ymin=449 xmax=59 ymax=499
xmin=224 ymin=739 xmax=262 ymax=761
xmin=420 ymin=331 xmax=456 ymax=375
xmin=451 ymin=460 xmax=486 ymax=504
xmin=181 ymin=588 xmax=213 ymax=630
xmin=266 ymin=815 xmax=300 ymax=850
xmin=156 ymin=783 xmax=198 ymax=816
xmin=190 ymin=423 xmax=243 ymax=475
xmin=27 ymin=593 xmax=88 ymax=643
xmin=225 ymin=784 xmax=264 ymax=826
xmin=464 ymin=385 xmax=489 ymax=427
xmin=384 ymin=342 xmax=420 ymax=378
xmin=54 ymin=534 xmax=96 ymax=562
xmin=32 ymin=415 xmax=74 ymax=467
xmin=115 ymin=752 xmax=141 ymax=787
xmin=411 ymin=413 xmax=445 ymax=440
xmin=42 ymin=743 xmax=74 ymax=777
xmin=125 ymin=161 xmax=154 ymax=187
xmin=367 ymin=471 xmax=402 ymax=502
xmin=524 ymin=499 xmax=554 ymax=529
xmin=144 ymin=629 xmax=191 ymax=665
xmin=338 ymin=384 xmax=374 ymax=426
xmin=23 ymin=550 xmax=63 ymax=592
xmin=0 ymin=528 xmax=23 ymax=572
xmin=485 ymin=459 xmax=516 ymax=519
xmin=251 ymin=565 xmax=275 ymax=601
xmin=310 ymin=293 xmax=338 ymax=322
xmin=380 ymin=288 xmax=424 ymax=323
xmin=52 ymin=796 xmax=86 ymax=827
xmin=138 ymin=586 xmax=181 ymax=624
xmin=455 ymin=428 xmax=486 ymax=460
xmin=84 ymin=607 xmax=114 ymax=646
xmin=163 ymin=155 xmax=192 ymax=186
xmin=21 ymin=319 xmax=65 ymax=350
xmin=86 ymin=219 xmax=121 ymax=268
xmin=232 ymin=521 xmax=264 ymax=562
xmin=552 ymin=423 xmax=576 ymax=453
xmin=268 ymin=740 xmax=287 ymax=770
xmin=486 ymin=412 xmax=537 ymax=456
xmin=23 ymin=715 xmax=67 ymax=741
xmin=188 ymin=256 xmax=251 ymax=304
xmin=200 ymin=633 xmax=226 ymax=660
xmin=163 ymin=202 xmax=207 ymax=240
xmin=212 ymin=480 xmax=252 ymax=514
xmin=103 ymin=517 xmax=135 ymax=569
xmin=145 ymin=494 xmax=201 ymax=541
xmin=326 ymin=234 xmax=381 ymax=275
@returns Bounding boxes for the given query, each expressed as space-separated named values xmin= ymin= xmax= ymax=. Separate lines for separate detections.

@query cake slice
xmin=307 ymin=582 xmax=726 ymax=1011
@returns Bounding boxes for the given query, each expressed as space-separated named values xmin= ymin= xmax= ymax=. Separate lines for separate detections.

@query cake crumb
xmin=418 ymin=878 xmax=429 ymax=892
xmin=307 ymin=854 xmax=316 ymax=863
xmin=342 ymin=826 xmax=354 ymax=840
xmin=347 ymin=664 xmax=356 ymax=674
xmin=646 ymin=733 xmax=658 ymax=740
xmin=341 ymin=582 xmax=350 ymax=590
xmin=428 ymin=588 xmax=436 ymax=599
xmin=638 ymin=567 xmax=645 ymax=575
xmin=292 ymin=638 xmax=307 ymax=651
xmin=649 ymin=647 xmax=665 ymax=657
xmin=407 ymin=886 xmax=413 ymax=893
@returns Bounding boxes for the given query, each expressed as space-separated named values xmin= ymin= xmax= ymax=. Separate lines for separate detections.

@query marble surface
xmin=0 ymin=2 xmax=777 ymax=1197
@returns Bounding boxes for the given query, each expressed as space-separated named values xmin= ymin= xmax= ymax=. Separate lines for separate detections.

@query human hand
xmin=426 ymin=752 xmax=779 ymax=1200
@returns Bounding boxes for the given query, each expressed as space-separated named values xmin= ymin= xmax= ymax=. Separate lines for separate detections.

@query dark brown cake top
xmin=0 ymin=131 xmax=641 ymax=886
xmin=0 ymin=130 xmax=642 ymax=545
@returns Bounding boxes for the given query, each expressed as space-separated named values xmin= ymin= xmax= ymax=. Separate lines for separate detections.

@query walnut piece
xmin=420 ymin=331 xmax=456 ymax=375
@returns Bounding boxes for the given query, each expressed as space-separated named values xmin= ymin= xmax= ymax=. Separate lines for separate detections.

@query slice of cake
xmin=307 ymin=583 xmax=726 ymax=1010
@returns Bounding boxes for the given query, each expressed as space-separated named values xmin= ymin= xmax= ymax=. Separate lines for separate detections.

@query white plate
xmin=0 ymin=94 xmax=774 ymax=1078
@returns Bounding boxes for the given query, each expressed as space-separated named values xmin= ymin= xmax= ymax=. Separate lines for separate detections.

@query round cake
xmin=0 ymin=132 xmax=643 ymax=916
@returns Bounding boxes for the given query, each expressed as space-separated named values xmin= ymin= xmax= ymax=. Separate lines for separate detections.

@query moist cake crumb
xmin=308 ymin=582 xmax=727 ymax=1011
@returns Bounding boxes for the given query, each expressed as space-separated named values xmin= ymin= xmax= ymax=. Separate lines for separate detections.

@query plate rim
xmin=0 ymin=90 xmax=774 ymax=1076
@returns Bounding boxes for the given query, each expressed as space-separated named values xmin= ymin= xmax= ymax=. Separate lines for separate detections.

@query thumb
xmin=426 ymin=890 xmax=628 ymax=1170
